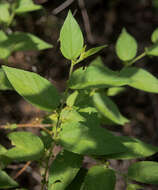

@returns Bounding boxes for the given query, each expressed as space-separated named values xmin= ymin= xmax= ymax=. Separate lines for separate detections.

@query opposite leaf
xmin=116 ymin=28 xmax=138 ymax=61
xmin=6 ymin=131 xmax=44 ymax=161
xmin=120 ymin=66 xmax=158 ymax=93
xmin=69 ymin=57 xmax=131 ymax=89
xmin=81 ymin=165 xmax=116 ymax=190
xmin=92 ymin=92 xmax=129 ymax=125
xmin=15 ymin=0 xmax=42 ymax=14
xmin=60 ymin=10 xmax=84 ymax=60
xmin=3 ymin=66 xmax=60 ymax=112
xmin=48 ymin=150 xmax=83 ymax=190
xmin=128 ymin=161 xmax=158 ymax=185
xmin=0 ymin=170 xmax=18 ymax=189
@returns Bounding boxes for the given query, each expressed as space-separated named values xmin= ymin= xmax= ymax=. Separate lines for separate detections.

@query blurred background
xmin=1 ymin=0 xmax=158 ymax=189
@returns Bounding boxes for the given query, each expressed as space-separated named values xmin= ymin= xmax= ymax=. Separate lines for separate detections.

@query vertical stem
xmin=41 ymin=61 xmax=75 ymax=189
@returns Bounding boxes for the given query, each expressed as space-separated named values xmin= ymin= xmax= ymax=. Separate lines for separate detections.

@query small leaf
xmin=92 ymin=92 xmax=129 ymax=125
xmin=120 ymin=66 xmax=158 ymax=93
xmin=104 ymin=136 xmax=158 ymax=159
xmin=58 ymin=112 xmax=127 ymax=155
xmin=48 ymin=150 xmax=83 ymax=190
xmin=116 ymin=28 xmax=138 ymax=61
xmin=3 ymin=66 xmax=60 ymax=111
xmin=79 ymin=45 xmax=107 ymax=62
xmin=0 ymin=170 xmax=18 ymax=189
xmin=0 ymin=32 xmax=53 ymax=59
xmin=15 ymin=0 xmax=42 ymax=14
xmin=60 ymin=10 xmax=84 ymax=60
xmin=0 ymin=2 xmax=11 ymax=25
xmin=66 ymin=91 xmax=79 ymax=107
xmin=146 ymin=42 xmax=158 ymax=56
xmin=126 ymin=183 xmax=143 ymax=190
xmin=6 ymin=131 xmax=44 ymax=161
xmin=69 ymin=57 xmax=131 ymax=89
xmin=151 ymin=28 xmax=158 ymax=43
xmin=128 ymin=161 xmax=158 ymax=184
xmin=0 ymin=68 xmax=13 ymax=90
xmin=82 ymin=165 xmax=116 ymax=190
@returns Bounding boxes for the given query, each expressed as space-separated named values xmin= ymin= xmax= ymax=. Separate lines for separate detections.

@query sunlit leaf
xmin=3 ymin=66 xmax=60 ymax=111
xmin=0 ymin=68 xmax=13 ymax=90
xmin=60 ymin=10 xmax=84 ymax=60
xmin=116 ymin=28 xmax=138 ymax=61
xmin=6 ymin=131 xmax=44 ymax=161
xmin=0 ymin=2 xmax=11 ymax=25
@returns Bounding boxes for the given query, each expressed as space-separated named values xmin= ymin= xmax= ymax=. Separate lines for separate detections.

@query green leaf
xmin=6 ymin=131 xmax=44 ymax=161
xmin=79 ymin=45 xmax=107 ymax=62
xmin=106 ymin=87 xmax=126 ymax=96
xmin=146 ymin=42 xmax=158 ymax=56
xmin=116 ymin=28 xmax=138 ymax=61
xmin=126 ymin=184 xmax=143 ymax=190
xmin=58 ymin=112 xmax=127 ymax=155
xmin=60 ymin=10 xmax=84 ymax=60
xmin=92 ymin=92 xmax=129 ymax=125
xmin=0 ymin=68 xmax=13 ymax=90
xmin=128 ymin=161 xmax=158 ymax=184
xmin=151 ymin=28 xmax=158 ymax=43
xmin=120 ymin=66 xmax=158 ymax=93
xmin=0 ymin=2 xmax=11 ymax=25
xmin=69 ymin=57 xmax=131 ymax=89
xmin=66 ymin=168 xmax=87 ymax=190
xmin=0 ymin=145 xmax=11 ymax=169
xmin=66 ymin=91 xmax=79 ymax=107
xmin=3 ymin=66 xmax=60 ymax=111
xmin=48 ymin=150 xmax=83 ymax=190
xmin=0 ymin=32 xmax=52 ymax=59
xmin=15 ymin=0 xmax=42 ymax=14
xmin=0 ymin=170 xmax=18 ymax=188
xmin=82 ymin=165 xmax=116 ymax=190
xmin=104 ymin=136 xmax=158 ymax=159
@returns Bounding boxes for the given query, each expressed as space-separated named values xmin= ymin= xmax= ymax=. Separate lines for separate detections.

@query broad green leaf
xmin=146 ymin=42 xmax=158 ymax=56
xmin=104 ymin=136 xmax=158 ymax=159
xmin=116 ymin=28 xmax=138 ymax=61
xmin=126 ymin=184 xmax=143 ymax=190
xmin=3 ymin=66 xmax=60 ymax=111
xmin=0 ymin=170 xmax=18 ymax=188
xmin=0 ymin=68 xmax=13 ymax=90
xmin=0 ymin=30 xmax=8 ymax=42
xmin=151 ymin=28 xmax=158 ymax=43
xmin=0 ymin=32 xmax=52 ymax=59
xmin=60 ymin=10 xmax=84 ymax=60
xmin=66 ymin=168 xmax=87 ymax=190
xmin=128 ymin=161 xmax=158 ymax=184
xmin=48 ymin=150 xmax=83 ymax=190
xmin=15 ymin=0 xmax=42 ymax=14
xmin=66 ymin=91 xmax=79 ymax=107
xmin=6 ymin=131 xmax=44 ymax=161
xmin=106 ymin=87 xmax=126 ymax=96
xmin=0 ymin=30 xmax=10 ymax=59
xmin=58 ymin=112 xmax=127 ymax=155
xmin=0 ymin=2 xmax=11 ymax=25
xmin=78 ymin=45 xmax=107 ymax=62
xmin=92 ymin=92 xmax=129 ymax=125
xmin=69 ymin=57 xmax=131 ymax=89
xmin=82 ymin=165 xmax=116 ymax=190
xmin=120 ymin=66 xmax=158 ymax=93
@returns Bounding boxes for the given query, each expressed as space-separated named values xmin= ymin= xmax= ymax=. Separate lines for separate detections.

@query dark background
xmin=1 ymin=0 xmax=158 ymax=189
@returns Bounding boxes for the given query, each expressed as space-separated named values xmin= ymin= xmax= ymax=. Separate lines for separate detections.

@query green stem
xmin=127 ymin=52 xmax=146 ymax=66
